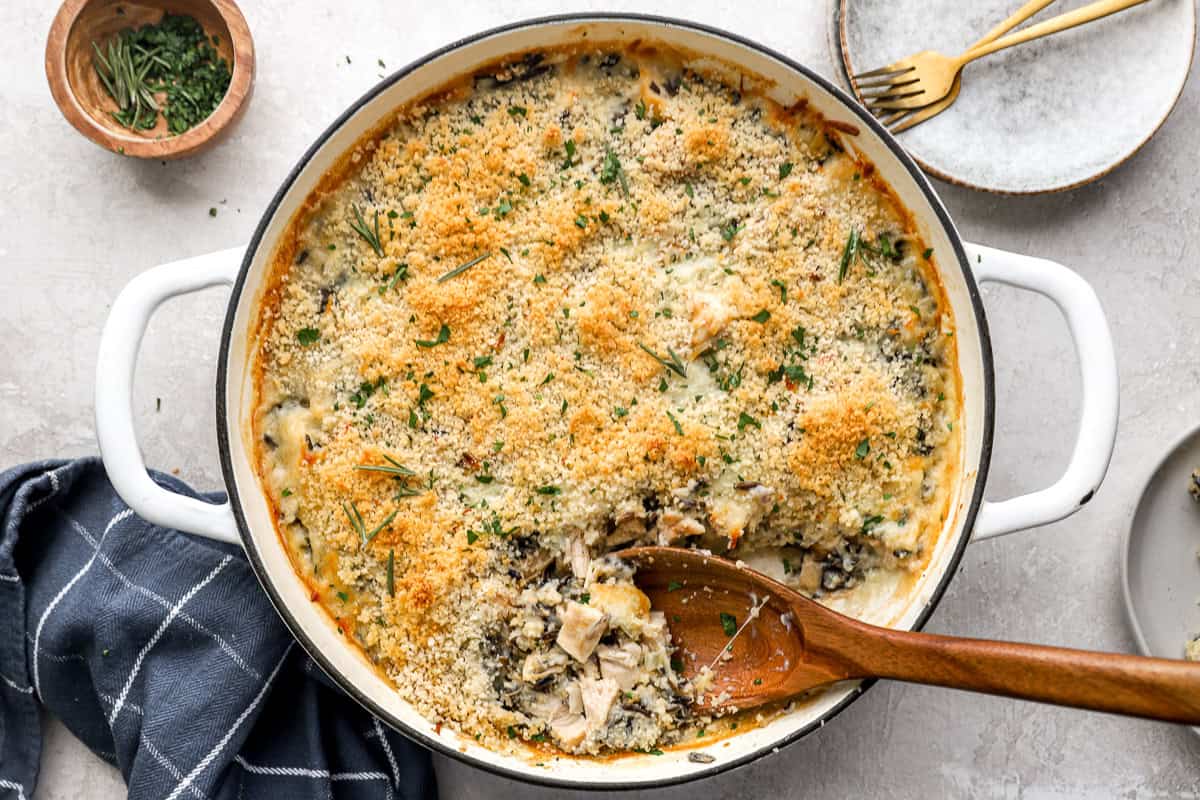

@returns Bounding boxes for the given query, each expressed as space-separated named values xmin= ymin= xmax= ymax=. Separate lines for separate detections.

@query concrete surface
xmin=2 ymin=0 xmax=1198 ymax=797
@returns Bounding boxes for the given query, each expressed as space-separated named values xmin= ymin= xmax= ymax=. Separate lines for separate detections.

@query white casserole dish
xmin=94 ymin=14 xmax=1119 ymax=789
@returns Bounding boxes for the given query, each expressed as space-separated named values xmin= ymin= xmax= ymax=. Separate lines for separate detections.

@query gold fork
xmin=856 ymin=0 xmax=1152 ymax=115
xmin=875 ymin=0 xmax=1057 ymax=134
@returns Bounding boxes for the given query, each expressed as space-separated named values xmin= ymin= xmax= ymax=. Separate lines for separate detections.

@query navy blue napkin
xmin=0 ymin=458 xmax=436 ymax=800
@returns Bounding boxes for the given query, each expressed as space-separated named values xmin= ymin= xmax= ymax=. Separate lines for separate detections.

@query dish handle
xmin=966 ymin=242 xmax=1119 ymax=540
xmin=95 ymin=248 xmax=244 ymax=545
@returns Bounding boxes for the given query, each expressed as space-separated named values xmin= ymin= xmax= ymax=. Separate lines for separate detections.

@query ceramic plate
xmin=1123 ymin=423 xmax=1200 ymax=707
xmin=831 ymin=0 xmax=1195 ymax=194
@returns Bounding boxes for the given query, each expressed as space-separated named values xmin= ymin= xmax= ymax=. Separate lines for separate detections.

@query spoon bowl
xmin=624 ymin=546 xmax=847 ymax=711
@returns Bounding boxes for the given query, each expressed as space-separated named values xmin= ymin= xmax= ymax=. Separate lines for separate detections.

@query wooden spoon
xmin=622 ymin=546 xmax=1200 ymax=722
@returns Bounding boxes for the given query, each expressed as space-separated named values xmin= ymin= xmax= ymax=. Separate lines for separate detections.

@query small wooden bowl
xmin=45 ymin=0 xmax=254 ymax=159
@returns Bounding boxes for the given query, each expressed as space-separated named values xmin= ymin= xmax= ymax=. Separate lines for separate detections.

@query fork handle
xmin=973 ymin=0 xmax=1058 ymax=48
xmin=961 ymin=0 xmax=1152 ymax=63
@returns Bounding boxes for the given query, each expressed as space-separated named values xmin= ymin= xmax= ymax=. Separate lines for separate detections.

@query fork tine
xmin=857 ymin=77 xmax=920 ymax=94
xmin=865 ymin=88 xmax=926 ymax=107
xmin=888 ymin=112 xmax=928 ymax=134
xmin=878 ymin=108 xmax=910 ymax=126
xmin=852 ymin=62 xmax=913 ymax=80
xmin=888 ymin=87 xmax=958 ymax=133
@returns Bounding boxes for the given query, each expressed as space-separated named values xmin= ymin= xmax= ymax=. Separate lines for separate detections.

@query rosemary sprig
xmin=838 ymin=228 xmax=900 ymax=283
xmin=354 ymin=454 xmax=416 ymax=476
xmin=350 ymin=205 xmax=384 ymax=257
xmin=638 ymin=342 xmax=689 ymax=378
xmin=386 ymin=549 xmax=395 ymax=597
xmin=437 ymin=251 xmax=493 ymax=283
xmin=378 ymin=262 xmax=409 ymax=295
xmin=837 ymin=228 xmax=861 ymax=283
xmin=342 ymin=500 xmax=397 ymax=548
xmin=93 ymin=38 xmax=160 ymax=130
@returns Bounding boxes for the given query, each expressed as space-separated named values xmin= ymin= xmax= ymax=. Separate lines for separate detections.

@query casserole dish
xmin=94 ymin=14 xmax=1119 ymax=788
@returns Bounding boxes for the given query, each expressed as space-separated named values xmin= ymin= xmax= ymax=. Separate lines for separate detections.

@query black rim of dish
xmin=216 ymin=12 xmax=995 ymax=790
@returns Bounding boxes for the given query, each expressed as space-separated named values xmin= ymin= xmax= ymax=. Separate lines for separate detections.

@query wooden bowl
xmin=45 ymin=0 xmax=254 ymax=159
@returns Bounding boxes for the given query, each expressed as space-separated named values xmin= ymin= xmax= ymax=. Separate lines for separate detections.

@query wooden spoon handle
xmin=840 ymin=627 xmax=1200 ymax=724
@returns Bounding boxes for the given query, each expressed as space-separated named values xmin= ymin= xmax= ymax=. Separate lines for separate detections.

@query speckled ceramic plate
xmin=1123 ymin=422 xmax=1200 ymax=737
xmin=831 ymin=0 xmax=1196 ymax=194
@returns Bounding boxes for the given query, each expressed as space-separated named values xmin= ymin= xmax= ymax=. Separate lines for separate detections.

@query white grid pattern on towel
xmin=92 ymin=691 xmax=207 ymax=800
xmin=0 ymin=778 xmax=28 ymax=800
xmin=61 ymin=511 xmax=262 ymax=680
xmin=107 ymin=555 xmax=232 ymax=725
xmin=0 ymin=673 xmax=33 ymax=695
xmin=144 ymin=739 xmax=209 ymax=800
xmin=31 ymin=508 xmax=132 ymax=698
xmin=372 ymin=717 xmax=401 ymax=789
xmin=25 ymin=467 xmax=64 ymax=512
xmin=235 ymin=756 xmax=393 ymax=800
xmin=164 ymin=642 xmax=294 ymax=800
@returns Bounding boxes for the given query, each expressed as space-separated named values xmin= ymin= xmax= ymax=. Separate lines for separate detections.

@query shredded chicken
xmin=555 ymin=602 xmax=607 ymax=662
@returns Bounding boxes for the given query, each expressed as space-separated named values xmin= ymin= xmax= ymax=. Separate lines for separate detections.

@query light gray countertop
xmin=4 ymin=1 xmax=1198 ymax=797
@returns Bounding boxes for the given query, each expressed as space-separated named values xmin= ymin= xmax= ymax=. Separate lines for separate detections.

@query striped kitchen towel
xmin=0 ymin=459 xmax=436 ymax=800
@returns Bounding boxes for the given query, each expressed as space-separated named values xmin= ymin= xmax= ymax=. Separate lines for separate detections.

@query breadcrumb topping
xmin=252 ymin=43 xmax=960 ymax=756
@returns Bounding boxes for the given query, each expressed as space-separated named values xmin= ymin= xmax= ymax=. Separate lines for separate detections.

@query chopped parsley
xmin=600 ymin=148 xmax=629 ymax=196
xmin=296 ymin=327 xmax=320 ymax=346
xmin=415 ymin=324 xmax=451 ymax=348
xmin=854 ymin=438 xmax=870 ymax=459
xmin=771 ymin=279 xmax=787 ymax=303
xmin=736 ymin=412 xmax=760 ymax=431
xmin=561 ymin=139 xmax=578 ymax=170
xmin=750 ymin=309 xmax=770 ymax=324
xmin=779 ymin=161 xmax=793 ymax=180
xmin=719 ymin=612 xmax=737 ymax=636
xmin=536 ymin=485 xmax=562 ymax=496
xmin=467 ymin=512 xmax=518 ymax=545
